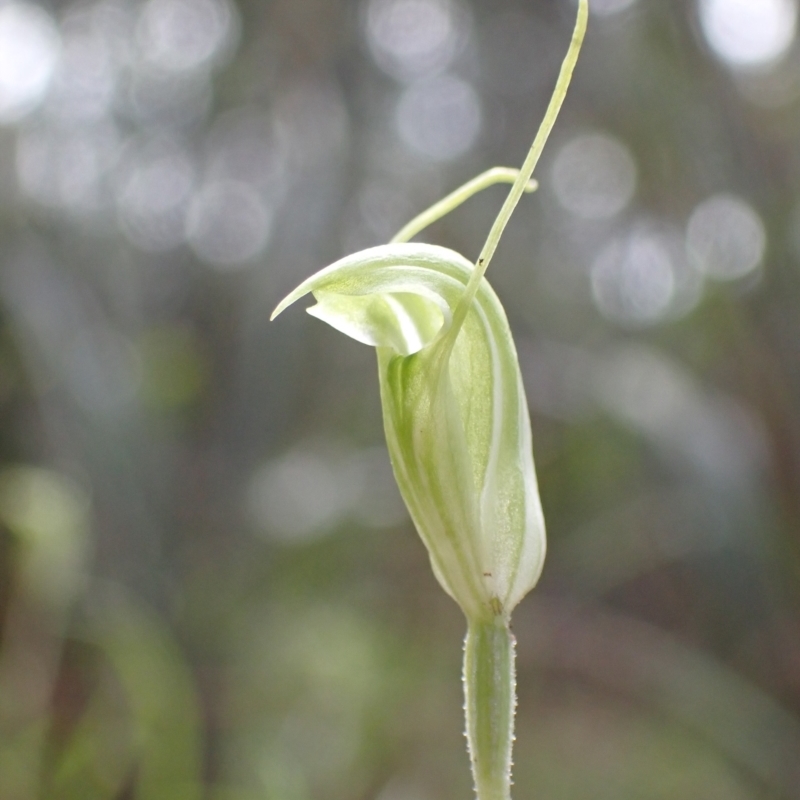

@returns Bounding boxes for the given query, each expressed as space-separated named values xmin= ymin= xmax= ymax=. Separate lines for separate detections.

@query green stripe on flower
xmin=272 ymin=242 xmax=545 ymax=622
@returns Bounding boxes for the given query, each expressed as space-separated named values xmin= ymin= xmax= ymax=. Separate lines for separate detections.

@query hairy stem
xmin=464 ymin=618 xmax=516 ymax=800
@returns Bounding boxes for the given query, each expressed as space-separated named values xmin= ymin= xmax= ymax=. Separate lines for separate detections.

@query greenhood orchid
xmin=272 ymin=238 xmax=544 ymax=622
xmin=272 ymin=3 xmax=588 ymax=798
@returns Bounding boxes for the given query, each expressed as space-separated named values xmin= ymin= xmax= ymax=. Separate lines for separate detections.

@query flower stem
xmin=463 ymin=617 xmax=516 ymax=800
xmin=454 ymin=0 xmax=588 ymax=330
xmin=390 ymin=168 xmax=537 ymax=245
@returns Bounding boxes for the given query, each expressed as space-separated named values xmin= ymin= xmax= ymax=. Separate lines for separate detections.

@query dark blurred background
xmin=0 ymin=0 xmax=800 ymax=797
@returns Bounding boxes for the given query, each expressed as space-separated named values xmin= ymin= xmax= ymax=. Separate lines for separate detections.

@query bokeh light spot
xmin=247 ymin=444 xmax=364 ymax=543
xmin=247 ymin=443 xmax=406 ymax=542
xmin=686 ymin=194 xmax=766 ymax=280
xmin=594 ymin=345 xmax=767 ymax=487
xmin=17 ymin=123 xmax=121 ymax=220
xmin=186 ymin=180 xmax=271 ymax=269
xmin=0 ymin=3 xmax=60 ymax=124
xmin=351 ymin=446 xmax=408 ymax=529
xmin=45 ymin=11 xmax=116 ymax=124
xmin=136 ymin=0 xmax=237 ymax=74
xmin=364 ymin=0 xmax=467 ymax=82
xmin=592 ymin=224 xmax=702 ymax=326
xmin=552 ymin=132 xmax=637 ymax=220
xmin=699 ymin=0 xmax=797 ymax=68
xmin=395 ymin=74 xmax=480 ymax=161
xmin=205 ymin=107 xmax=288 ymax=196
xmin=116 ymin=138 xmax=195 ymax=252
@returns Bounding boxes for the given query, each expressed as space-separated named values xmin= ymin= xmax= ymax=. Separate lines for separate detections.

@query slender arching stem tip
xmin=390 ymin=168 xmax=538 ymax=244
xmin=451 ymin=0 xmax=588 ymax=333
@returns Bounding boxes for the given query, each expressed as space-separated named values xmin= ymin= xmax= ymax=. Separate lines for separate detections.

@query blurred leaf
xmin=0 ymin=722 xmax=48 ymax=800
xmin=0 ymin=467 xmax=91 ymax=800
xmin=46 ymin=677 xmax=135 ymax=800
xmin=0 ymin=467 xmax=90 ymax=607
xmin=77 ymin=585 xmax=204 ymax=800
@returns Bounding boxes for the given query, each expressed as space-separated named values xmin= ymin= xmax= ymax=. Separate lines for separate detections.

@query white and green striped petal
xmin=272 ymin=241 xmax=544 ymax=622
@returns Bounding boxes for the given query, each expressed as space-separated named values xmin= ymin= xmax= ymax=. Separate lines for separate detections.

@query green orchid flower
xmin=272 ymin=3 xmax=587 ymax=798
xmin=272 ymin=233 xmax=544 ymax=623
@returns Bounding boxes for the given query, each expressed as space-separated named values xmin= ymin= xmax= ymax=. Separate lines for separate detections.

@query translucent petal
xmin=273 ymin=241 xmax=545 ymax=621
